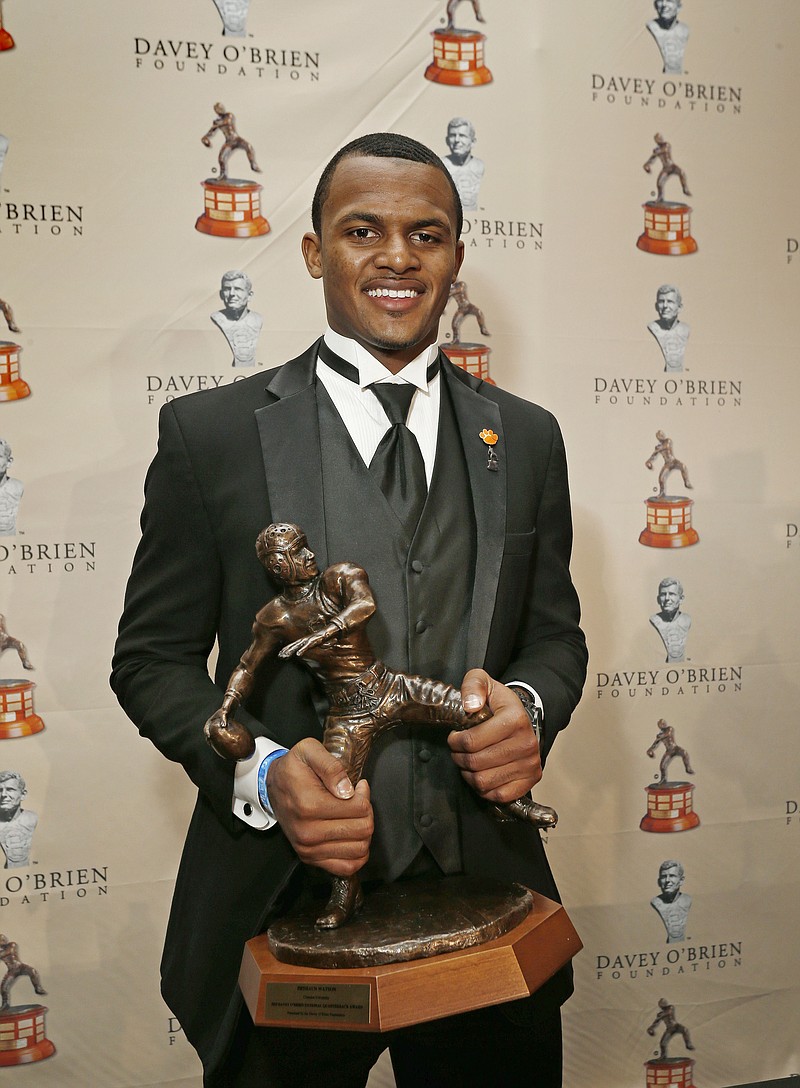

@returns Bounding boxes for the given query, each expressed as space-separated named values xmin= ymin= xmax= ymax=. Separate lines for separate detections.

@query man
xmin=650 ymin=578 xmax=691 ymax=662
xmin=112 ymin=133 xmax=586 ymax=1087
xmin=442 ymin=118 xmax=485 ymax=212
xmin=201 ymin=103 xmax=261 ymax=181
xmin=0 ymin=771 xmax=38 ymax=868
xmin=647 ymin=285 xmax=689 ymax=373
xmin=651 ymin=860 xmax=692 ymax=943
xmin=643 ymin=134 xmax=691 ymax=203
xmin=0 ymin=439 xmax=23 ymax=537
xmin=210 ymin=270 xmax=263 ymax=367
xmin=646 ymin=0 xmax=689 ymax=75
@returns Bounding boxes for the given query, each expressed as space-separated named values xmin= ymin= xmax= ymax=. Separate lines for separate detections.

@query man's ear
xmin=453 ymin=239 xmax=465 ymax=280
xmin=302 ymin=232 xmax=323 ymax=280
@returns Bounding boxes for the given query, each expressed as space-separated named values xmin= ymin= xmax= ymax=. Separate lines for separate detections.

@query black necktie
xmin=316 ymin=340 xmax=430 ymax=537
xmin=369 ymin=383 xmax=428 ymax=536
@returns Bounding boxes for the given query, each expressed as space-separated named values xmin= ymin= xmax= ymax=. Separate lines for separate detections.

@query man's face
xmin=656 ymin=290 xmax=680 ymax=321
xmin=446 ymin=124 xmax=474 ymax=160
xmin=658 ymin=865 xmax=682 ymax=895
xmin=0 ymin=448 xmax=9 ymax=474
xmin=270 ymin=537 xmax=318 ymax=586
xmin=221 ymin=278 xmax=250 ymax=314
xmin=658 ymin=583 xmax=681 ymax=614
xmin=655 ymin=0 xmax=680 ymax=22
xmin=0 ymin=778 xmax=23 ymax=817
xmin=303 ymin=156 xmax=464 ymax=373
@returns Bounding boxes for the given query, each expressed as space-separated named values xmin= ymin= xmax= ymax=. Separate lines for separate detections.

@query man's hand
xmin=266 ymin=738 xmax=373 ymax=877
xmin=447 ymin=668 xmax=542 ymax=803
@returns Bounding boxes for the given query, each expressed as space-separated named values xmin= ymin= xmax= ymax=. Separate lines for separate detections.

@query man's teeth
xmin=367 ymin=288 xmax=419 ymax=298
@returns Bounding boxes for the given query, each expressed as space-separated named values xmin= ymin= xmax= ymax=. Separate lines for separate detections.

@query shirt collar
xmin=323 ymin=327 xmax=439 ymax=392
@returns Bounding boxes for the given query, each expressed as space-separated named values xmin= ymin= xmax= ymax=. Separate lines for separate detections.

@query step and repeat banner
xmin=0 ymin=1 xmax=798 ymax=1085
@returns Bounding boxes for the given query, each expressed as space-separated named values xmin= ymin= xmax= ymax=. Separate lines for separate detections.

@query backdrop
xmin=0 ymin=2 xmax=797 ymax=1085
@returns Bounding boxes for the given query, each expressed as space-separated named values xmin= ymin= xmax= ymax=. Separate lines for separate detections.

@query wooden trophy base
xmin=637 ymin=202 xmax=698 ymax=256
xmin=0 ymin=28 xmax=14 ymax=52
xmin=639 ymin=497 xmax=699 ymax=548
xmin=441 ymin=342 xmax=494 ymax=384
xmin=0 ymin=680 xmax=45 ymax=740
xmin=0 ymin=1005 xmax=56 ymax=1066
xmin=645 ymin=1056 xmax=695 ymax=1087
xmin=240 ymin=879 xmax=582 ymax=1033
xmin=0 ymin=343 xmax=31 ymax=401
xmin=425 ymin=30 xmax=492 ymax=86
xmin=641 ymin=782 xmax=700 ymax=833
xmin=195 ymin=179 xmax=270 ymax=238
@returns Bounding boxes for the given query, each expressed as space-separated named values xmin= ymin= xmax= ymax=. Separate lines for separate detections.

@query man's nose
xmin=375 ymin=233 xmax=420 ymax=271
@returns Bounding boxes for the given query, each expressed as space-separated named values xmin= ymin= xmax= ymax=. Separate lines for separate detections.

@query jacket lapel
xmin=441 ymin=360 xmax=506 ymax=668
xmin=254 ymin=339 xmax=329 ymax=568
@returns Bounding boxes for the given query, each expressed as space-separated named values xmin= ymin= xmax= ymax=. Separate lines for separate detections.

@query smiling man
xmin=112 ymin=133 xmax=586 ymax=1088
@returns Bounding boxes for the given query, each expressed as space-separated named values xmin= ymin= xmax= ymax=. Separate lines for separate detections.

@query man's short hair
xmin=0 ymin=770 xmax=24 ymax=791
xmin=447 ymin=117 xmax=476 ymax=140
xmin=659 ymin=859 xmax=684 ymax=880
xmin=311 ymin=132 xmax=463 ymax=239
xmin=221 ymin=270 xmax=252 ymax=292
xmin=656 ymin=284 xmax=682 ymax=304
xmin=658 ymin=576 xmax=684 ymax=597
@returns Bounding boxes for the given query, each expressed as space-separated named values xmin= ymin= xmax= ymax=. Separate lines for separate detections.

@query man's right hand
xmin=266 ymin=739 xmax=373 ymax=877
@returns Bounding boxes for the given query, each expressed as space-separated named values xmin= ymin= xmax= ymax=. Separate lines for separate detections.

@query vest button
xmin=415 ymin=619 xmax=428 ymax=634
xmin=418 ymin=748 xmax=432 ymax=762
xmin=411 ymin=559 xmax=424 ymax=573
xmin=419 ymin=814 xmax=433 ymax=828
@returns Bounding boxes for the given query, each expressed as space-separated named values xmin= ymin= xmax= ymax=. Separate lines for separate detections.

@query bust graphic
xmin=651 ymin=859 xmax=692 ymax=942
xmin=0 ymin=134 xmax=8 ymax=185
xmin=442 ymin=118 xmax=485 ymax=211
xmin=647 ymin=0 xmax=690 ymax=74
xmin=0 ymin=772 xmax=38 ymax=869
xmin=648 ymin=285 xmax=690 ymax=373
xmin=210 ymin=271 xmax=263 ymax=367
xmin=212 ymin=0 xmax=250 ymax=37
xmin=650 ymin=577 xmax=691 ymax=662
xmin=0 ymin=440 xmax=23 ymax=537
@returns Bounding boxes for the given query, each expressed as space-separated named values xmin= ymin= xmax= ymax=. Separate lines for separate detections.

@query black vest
xmin=316 ymin=372 xmax=476 ymax=880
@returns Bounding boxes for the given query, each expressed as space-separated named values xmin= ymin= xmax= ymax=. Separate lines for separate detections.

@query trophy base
xmin=640 ymin=782 xmax=700 ymax=833
xmin=240 ymin=883 xmax=582 ymax=1032
xmin=0 ymin=1005 xmax=56 ymax=1066
xmin=195 ymin=179 xmax=270 ymax=238
xmin=425 ymin=30 xmax=492 ymax=86
xmin=645 ymin=1056 xmax=696 ymax=1087
xmin=637 ymin=201 xmax=698 ymax=256
xmin=0 ymin=342 xmax=31 ymax=401
xmin=441 ymin=342 xmax=494 ymax=384
xmin=0 ymin=28 xmax=14 ymax=52
xmin=639 ymin=497 xmax=699 ymax=548
xmin=0 ymin=680 xmax=45 ymax=739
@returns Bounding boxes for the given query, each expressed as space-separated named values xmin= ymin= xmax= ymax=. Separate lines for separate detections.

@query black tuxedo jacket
xmin=111 ymin=342 xmax=587 ymax=1075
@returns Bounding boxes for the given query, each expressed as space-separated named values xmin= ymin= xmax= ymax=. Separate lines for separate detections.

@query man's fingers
xmin=460 ymin=667 xmax=492 ymax=713
xmin=293 ymin=737 xmax=354 ymax=799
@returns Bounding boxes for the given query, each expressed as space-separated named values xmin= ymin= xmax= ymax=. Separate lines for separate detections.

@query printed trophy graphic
xmin=442 ymin=118 xmax=485 ymax=211
xmin=637 ymin=134 xmax=697 ymax=255
xmin=426 ymin=0 xmax=493 ymax=86
xmin=212 ymin=0 xmax=250 ymax=37
xmin=196 ymin=103 xmax=270 ymax=238
xmin=210 ymin=271 xmax=263 ymax=367
xmin=0 ymin=935 xmax=55 ymax=1066
xmin=0 ymin=613 xmax=44 ymax=740
xmin=0 ymin=4 xmax=14 ymax=52
xmin=640 ymin=430 xmax=699 ymax=547
xmin=442 ymin=280 xmax=494 ymax=383
xmin=641 ymin=719 xmax=700 ymax=833
xmin=0 ymin=771 xmax=38 ymax=868
xmin=205 ymin=525 xmax=581 ymax=1030
xmin=651 ymin=860 xmax=691 ymax=942
xmin=647 ymin=0 xmax=690 ymax=74
xmin=648 ymin=285 xmax=689 ymax=373
xmin=0 ymin=439 xmax=23 ymax=536
xmin=0 ymin=299 xmax=30 ymax=401
xmin=644 ymin=998 xmax=696 ymax=1087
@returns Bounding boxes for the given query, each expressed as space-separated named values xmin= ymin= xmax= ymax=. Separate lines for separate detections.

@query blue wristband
xmin=257 ymin=748 xmax=289 ymax=815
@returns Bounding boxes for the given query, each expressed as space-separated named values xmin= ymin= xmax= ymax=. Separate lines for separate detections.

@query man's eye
xmin=413 ymin=232 xmax=439 ymax=244
xmin=351 ymin=227 xmax=376 ymax=240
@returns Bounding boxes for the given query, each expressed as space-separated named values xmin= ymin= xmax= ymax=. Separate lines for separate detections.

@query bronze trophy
xmin=441 ymin=280 xmax=494 ymax=384
xmin=637 ymin=134 xmax=698 ymax=255
xmin=195 ymin=103 xmax=270 ymax=238
xmin=639 ymin=430 xmax=699 ymax=548
xmin=204 ymin=524 xmax=581 ymax=1031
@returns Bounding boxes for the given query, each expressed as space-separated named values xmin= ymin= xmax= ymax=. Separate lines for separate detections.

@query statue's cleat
xmin=491 ymin=797 xmax=558 ymax=829
xmin=315 ymin=876 xmax=365 ymax=930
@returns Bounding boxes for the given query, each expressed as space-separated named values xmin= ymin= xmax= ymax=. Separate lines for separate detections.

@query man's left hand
xmin=448 ymin=668 xmax=542 ymax=803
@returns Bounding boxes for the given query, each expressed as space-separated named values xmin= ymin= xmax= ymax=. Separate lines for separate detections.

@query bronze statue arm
xmin=204 ymin=626 xmax=280 ymax=760
xmin=280 ymin=566 xmax=375 ymax=659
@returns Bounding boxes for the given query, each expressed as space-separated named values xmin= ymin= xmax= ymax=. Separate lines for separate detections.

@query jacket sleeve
xmin=110 ymin=401 xmax=270 ymax=829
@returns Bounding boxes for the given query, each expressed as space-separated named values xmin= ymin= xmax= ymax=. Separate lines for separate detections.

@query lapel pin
xmin=479 ymin=428 xmax=500 ymax=472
